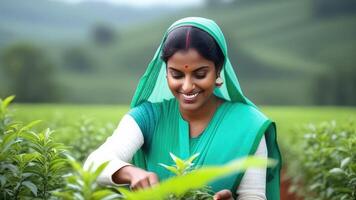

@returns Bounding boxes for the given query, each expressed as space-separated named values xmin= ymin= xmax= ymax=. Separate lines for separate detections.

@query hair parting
xmin=185 ymin=27 xmax=191 ymax=49
xmin=162 ymin=26 xmax=225 ymax=71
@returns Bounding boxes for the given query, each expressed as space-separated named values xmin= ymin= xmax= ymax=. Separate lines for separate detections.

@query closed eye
xmin=195 ymin=73 xmax=206 ymax=79
xmin=170 ymin=71 xmax=184 ymax=79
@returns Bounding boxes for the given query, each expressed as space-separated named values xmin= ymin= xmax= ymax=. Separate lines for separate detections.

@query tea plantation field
xmin=8 ymin=104 xmax=356 ymax=160
xmin=11 ymin=103 xmax=356 ymax=140
xmin=10 ymin=104 xmax=356 ymax=160
xmin=3 ymin=102 xmax=356 ymax=199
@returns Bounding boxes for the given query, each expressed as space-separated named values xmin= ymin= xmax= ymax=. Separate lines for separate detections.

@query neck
xmin=179 ymin=95 xmax=222 ymax=123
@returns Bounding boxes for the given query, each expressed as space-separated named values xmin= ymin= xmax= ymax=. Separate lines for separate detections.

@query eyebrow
xmin=168 ymin=66 xmax=209 ymax=72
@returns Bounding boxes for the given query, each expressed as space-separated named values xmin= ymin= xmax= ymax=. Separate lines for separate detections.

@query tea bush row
xmin=286 ymin=121 xmax=356 ymax=200
xmin=0 ymin=96 xmax=120 ymax=199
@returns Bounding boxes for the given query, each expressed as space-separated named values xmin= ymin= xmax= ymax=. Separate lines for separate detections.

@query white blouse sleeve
xmin=83 ymin=114 xmax=144 ymax=185
xmin=236 ymin=135 xmax=267 ymax=200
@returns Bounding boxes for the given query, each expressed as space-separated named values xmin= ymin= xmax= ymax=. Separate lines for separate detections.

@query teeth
xmin=182 ymin=93 xmax=199 ymax=100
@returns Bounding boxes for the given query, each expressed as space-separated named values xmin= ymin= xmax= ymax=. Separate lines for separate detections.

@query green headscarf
xmin=130 ymin=17 xmax=281 ymax=199
xmin=130 ymin=17 xmax=255 ymax=108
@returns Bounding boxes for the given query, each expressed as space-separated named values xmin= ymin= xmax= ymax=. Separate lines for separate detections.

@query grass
xmin=11 ymin=103 xmax=129 ymax=125
xmin=11 ymin=103 xmax=356 ymax=138
xmin=261 ymin=106 xmax=356 ymax=136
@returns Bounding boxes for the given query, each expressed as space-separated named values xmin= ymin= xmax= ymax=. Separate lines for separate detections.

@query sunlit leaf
xmin=340 ymin=157 xmax=351 ymax=169
xmin=159 ymin=163 xmax=180 ymax=175
xmin=169 ymin=152 xmax=186 ymax=170
xmin=1 ymin=95 xmax=15 ymax=111
xmin=122 ymin=156 xmax=275 ymax=200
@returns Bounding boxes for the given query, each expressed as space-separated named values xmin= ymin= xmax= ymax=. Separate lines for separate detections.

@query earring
xmin=215 ymin=77 xmax=223 ymax=87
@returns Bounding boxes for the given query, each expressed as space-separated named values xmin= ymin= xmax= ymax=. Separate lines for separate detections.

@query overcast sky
xmin=52 ymin=0 xmax=204 ymax=7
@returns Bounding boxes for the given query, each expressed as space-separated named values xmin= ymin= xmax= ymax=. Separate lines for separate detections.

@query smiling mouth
xmin=180 ymin=92 xmax=201 ymax=102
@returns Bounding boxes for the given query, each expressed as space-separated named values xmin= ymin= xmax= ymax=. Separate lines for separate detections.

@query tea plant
xmin=288 ymin=121 xmax=356 ymax=200
xmin=0 ymin=96 xmax=69 ymax=199
xmin=119 ymin=155 xmax=275 ymax=200
xmin=160 ymin=153 xmax=213 ymax=200
xmin=54 ymin=159 xmax=122 ymax=200
xmin=66 ymin=118 xmax=114 ymax=162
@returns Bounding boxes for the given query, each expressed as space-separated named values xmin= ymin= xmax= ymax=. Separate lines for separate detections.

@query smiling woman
xmin=162 ymin=26 xmax=224 ymax=117
xmin=84 ymin=17 xmax=281 ymax=200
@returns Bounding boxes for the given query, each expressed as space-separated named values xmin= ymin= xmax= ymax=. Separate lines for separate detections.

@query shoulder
xmin=128 ymin=98 xmax=177 ymax=118
xmin=225 ymin=101 xmax=269 ymax=122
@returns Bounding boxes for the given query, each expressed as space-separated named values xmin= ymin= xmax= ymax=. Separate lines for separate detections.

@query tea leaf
xmin=0 ymin=95 xmax=15 ymax=111
xmin=187 ymin=153 xmax=200 ymax=164
xmin=169 ymin=152 xmax=186 ymax=170
xmin=22 ymin=181 xmax=38 ymax=196
xmin=159 ymin=163 xmax=180 ymax=175
xmin=340 ymin=157 xmax=351 ymax=169
xmin=92 ymin=189 xmax=121 ymax=200
xmin=329 ymin=168 xmax=345 ymax=176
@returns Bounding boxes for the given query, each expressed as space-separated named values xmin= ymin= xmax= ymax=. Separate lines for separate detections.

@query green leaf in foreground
xmin=119 ymin=156 xmax=276 ymax=200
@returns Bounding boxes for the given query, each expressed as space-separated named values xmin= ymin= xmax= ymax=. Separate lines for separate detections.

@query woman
xmin=84 ymin=17 xmax=281 ymax=200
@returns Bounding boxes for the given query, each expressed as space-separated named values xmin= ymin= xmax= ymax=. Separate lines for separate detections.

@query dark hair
xmin=161 ymin=26 xmax=225 ymax=72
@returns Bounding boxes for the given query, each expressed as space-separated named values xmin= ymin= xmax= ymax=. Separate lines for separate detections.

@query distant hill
xmin=1 ymin=0 xmax=355 ymax=105
xmin=0 ymin=0 xmax=180 ymax=44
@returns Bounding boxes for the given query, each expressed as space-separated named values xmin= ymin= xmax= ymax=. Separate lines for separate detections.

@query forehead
xmin=167 ymin=49 xmax=214 ymax=70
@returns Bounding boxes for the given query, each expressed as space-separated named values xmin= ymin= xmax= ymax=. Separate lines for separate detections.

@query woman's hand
xmin=213 ymin=189 xmax=234 ymax=200
xmin=112 ymin=165 xmax=159 ymax=190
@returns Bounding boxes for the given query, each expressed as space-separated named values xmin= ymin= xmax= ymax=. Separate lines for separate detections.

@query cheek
xmin=196 ymin=76 xmax=216 ymax=90
xmin=167 ymin=77 xmax=180 ymax=93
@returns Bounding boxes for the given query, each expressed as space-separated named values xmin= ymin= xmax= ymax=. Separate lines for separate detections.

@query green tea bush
xmin=0 ymin=96 xmax=69 ymax=199
xmin=287 ymin=121 xmax=356 ymax=200
xmin=54 ymin=160 xmax=122 ymax=200
xmin=65 ymin=118 xmax=114 ymax=162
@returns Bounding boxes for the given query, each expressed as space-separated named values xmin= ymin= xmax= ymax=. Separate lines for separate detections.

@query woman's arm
xmin=214 ymin=136 xmax=268 ymax=200
xmin=236 ymin=135 xmax=267 ymax=200
xmin=83 ymin=114 xmax=144 ymax=185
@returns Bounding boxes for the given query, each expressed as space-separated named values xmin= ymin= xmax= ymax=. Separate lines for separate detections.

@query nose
xmin=182 ymin=77 xmax=195 ymax=93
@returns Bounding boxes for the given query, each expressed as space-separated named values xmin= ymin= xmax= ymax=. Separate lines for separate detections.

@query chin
xmin=178 ymin=101 xmax=204 ymax=112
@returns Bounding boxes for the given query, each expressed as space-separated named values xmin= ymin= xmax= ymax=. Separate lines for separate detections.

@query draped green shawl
xmin=129 ymin=17 xmax=281 ymax=199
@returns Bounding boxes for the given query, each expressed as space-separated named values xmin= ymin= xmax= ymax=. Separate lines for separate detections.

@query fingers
xmin=148 ymin=172 xmax=159 ymax=186
xmin=131 ymin=178 xmax=150 ymax=190
xmin=130 ymin=172 xmax=159 ymax=190
xmin=214 ymin=189 xmax=233 ymax=200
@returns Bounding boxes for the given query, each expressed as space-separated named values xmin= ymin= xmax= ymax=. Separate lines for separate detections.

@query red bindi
xmin=185 ymin=65 xmax=189 ymax=68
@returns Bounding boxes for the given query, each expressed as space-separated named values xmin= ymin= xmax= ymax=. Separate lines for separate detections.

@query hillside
xmin=0 ymin=0 xmax=179 ymax=44
xmin=1 ymin=0 xmax=355 ymax=105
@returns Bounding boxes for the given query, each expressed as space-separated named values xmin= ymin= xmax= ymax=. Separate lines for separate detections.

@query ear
xmin=216 ymin=68 xmax=222 ymax=78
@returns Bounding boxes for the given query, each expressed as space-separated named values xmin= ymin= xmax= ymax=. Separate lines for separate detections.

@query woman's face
xmin=166 ymin=48 xmax=217 ymax=112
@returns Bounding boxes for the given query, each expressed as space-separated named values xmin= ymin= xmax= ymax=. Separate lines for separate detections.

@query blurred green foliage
xmin=0 ymin=44 xmax=59 ymax=102
xmin=91 ymin=23 xmax=118 ymax=46
xmin=62 ymin=47 xmax=95 ymax=73
xmin=285 ymin=121 xmax=356 ymax=200
xmin=54 ymin=160 xmax=122 ymax=200
xmin=0 ymin=96 xmax=69 ymax=199
xmin=10 ymin=103 xmax=356 ymax=163
xmin=0 ymin=0 xmax=355 ymax=105
xmin=8 ymin=101 xmax=356 ymax=199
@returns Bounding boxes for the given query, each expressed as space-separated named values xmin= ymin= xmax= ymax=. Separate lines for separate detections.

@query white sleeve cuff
xmin=83 ymin=114 xmax=144 ymax=185
xmin=97 ymin=159 xmax=132 ymax=186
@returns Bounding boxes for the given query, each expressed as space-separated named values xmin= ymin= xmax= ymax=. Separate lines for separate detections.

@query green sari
xmin=129 ymin=17 xmax=281 ymax=199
